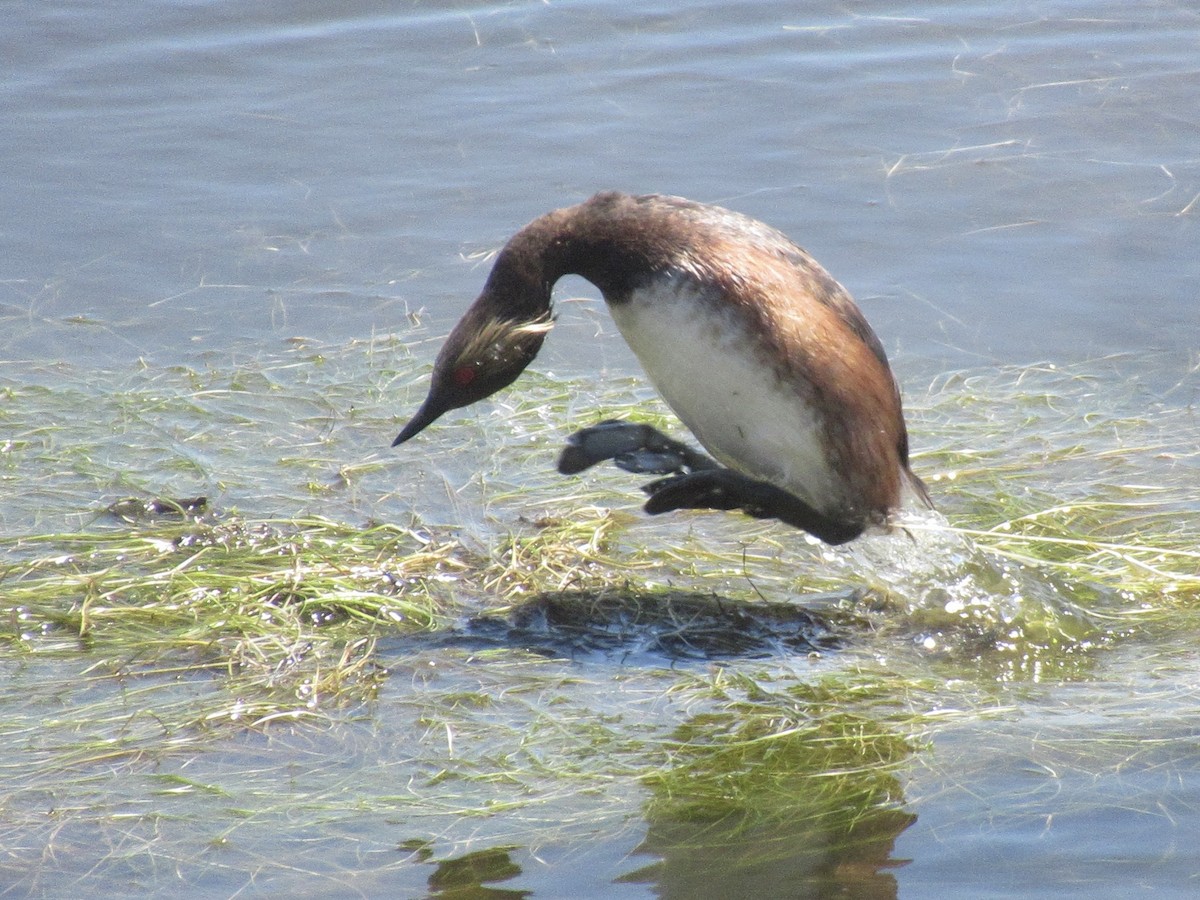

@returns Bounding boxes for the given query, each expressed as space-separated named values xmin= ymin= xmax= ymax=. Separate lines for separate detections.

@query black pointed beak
xmin=392 ymin=399 xmax=444 ymax=447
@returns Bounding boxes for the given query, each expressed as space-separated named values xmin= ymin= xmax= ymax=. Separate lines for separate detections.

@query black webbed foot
xmin=557 ymin=420 xmax=719 ymax=476
xmin=557 ymin=420 xmax=865 ymax=545
xmin=642 ymin=470 xmax=865 ymax=546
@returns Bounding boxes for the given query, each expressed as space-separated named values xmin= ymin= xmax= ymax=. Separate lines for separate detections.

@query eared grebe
xmin=394 ymin=191 xmax=929 ymax=545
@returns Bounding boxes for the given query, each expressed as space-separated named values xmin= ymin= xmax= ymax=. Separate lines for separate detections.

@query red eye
xmin=452 ymin=366 xmax=476 ymax=387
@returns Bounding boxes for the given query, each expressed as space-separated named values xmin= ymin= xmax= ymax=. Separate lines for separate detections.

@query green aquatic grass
xmin=0 ymin=343 xmax=1197 ymax=890
xmin=1 ymin=347 xmax=1197 ymax=708
xmin=1 ymin=515 xmax=456 ymax=727
xmin=914 ymin=361 xmax=1199 ymax=601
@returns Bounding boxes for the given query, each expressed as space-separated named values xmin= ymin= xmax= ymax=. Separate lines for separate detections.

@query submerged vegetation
xmin=0 ymin=341 xmax=1196 ymax=890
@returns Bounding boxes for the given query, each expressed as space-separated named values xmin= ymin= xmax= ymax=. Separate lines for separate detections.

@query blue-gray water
xmin=5 ymin=0 xmax=1196 ymax=377
xmin=2 ymin=1 xmax=1198 ymax=896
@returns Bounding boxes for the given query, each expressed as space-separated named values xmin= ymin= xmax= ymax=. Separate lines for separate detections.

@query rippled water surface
xmin=2 ymin=1 xmax=1198 ymax=896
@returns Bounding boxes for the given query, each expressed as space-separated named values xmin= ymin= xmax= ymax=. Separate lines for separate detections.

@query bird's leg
xmin=557 ymin=419 xmax=720 ymax=476
xmin=642 ymin=470 xmax=865 ymax=545
xmin=557 ymin=419 xmax=864 ymax=545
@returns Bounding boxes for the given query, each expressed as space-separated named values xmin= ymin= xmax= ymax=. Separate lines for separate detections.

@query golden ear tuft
xmin=451 ymin=312 xmax=555 ymax=374
xmin=511 ymin=312 xmax=556 ymax=337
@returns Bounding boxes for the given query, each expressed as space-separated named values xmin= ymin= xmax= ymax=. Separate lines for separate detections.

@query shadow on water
xmin=400 ymin=587 xmax=855 ymax=664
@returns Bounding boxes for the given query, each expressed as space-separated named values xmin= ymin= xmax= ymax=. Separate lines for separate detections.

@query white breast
xmin=606 ymin=278 xmax=844 ymax=514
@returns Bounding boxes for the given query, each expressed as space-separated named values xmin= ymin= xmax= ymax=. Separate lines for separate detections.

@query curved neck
xmin=484 ymin=194 xmax=680 ymax=317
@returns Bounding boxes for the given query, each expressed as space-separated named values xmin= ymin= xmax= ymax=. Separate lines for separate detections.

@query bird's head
xmin=392 ymin=297 xmax=553 ymax=446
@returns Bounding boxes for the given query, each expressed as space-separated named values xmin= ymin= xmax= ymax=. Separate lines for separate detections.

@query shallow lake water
xmin=2 ymin=1 xmax=1198 ymax=897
